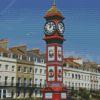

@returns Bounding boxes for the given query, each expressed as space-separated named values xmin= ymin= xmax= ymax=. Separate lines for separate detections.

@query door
xmin=54 ymin=92 xmax=60 ymax=99
xmin=3 ymin=90 xmax=6 ymax=98
xmin=24 ymin=90 xmax=26 ymax=98
xmin=11 ymin=90 xmax=13 ymax=98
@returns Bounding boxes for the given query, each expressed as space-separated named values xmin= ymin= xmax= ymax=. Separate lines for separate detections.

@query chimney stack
xmin=0 ymin=39 xmax=9 ymax=50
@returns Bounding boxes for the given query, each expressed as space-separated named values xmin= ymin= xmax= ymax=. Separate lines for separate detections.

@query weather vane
xmin=54 ymin=0 xmax=55 ymax=4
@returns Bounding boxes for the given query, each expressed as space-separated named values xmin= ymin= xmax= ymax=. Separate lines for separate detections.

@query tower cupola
xmin=46 ymin=0 xmax=62 ymax=16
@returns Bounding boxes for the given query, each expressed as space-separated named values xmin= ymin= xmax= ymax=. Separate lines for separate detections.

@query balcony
xmin=0 ymin=82 xmax=16 ymax=87
xmin=16 ymin=83 xmax=47 ymax=88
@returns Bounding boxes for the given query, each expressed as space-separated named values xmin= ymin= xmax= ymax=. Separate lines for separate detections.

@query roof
xmin=9 ymin=48 xmax=27 ymax=56
xmin=11 ymin=45 xmax=26 ymax=48
xmin=46 ymin=1 xmax=62 ymax=16
xmin=0 ymin=47 xmax=10 ymax=53
xmin=42 ymin=86 xmax=68 ymax=92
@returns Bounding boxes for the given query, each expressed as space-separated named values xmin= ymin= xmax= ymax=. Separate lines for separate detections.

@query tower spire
xmin=54 ymin=0 xmax=55 ymax=4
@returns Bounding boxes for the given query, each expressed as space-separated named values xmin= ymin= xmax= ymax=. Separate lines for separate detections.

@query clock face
xmin=57 ymin=21 xmax=65 ymax=35
xmin=44 ymin=21 xmax=56 ymax=35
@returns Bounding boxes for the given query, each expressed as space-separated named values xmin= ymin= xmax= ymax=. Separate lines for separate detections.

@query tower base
xmin=42 ymin=83 xmax=68 ymax=100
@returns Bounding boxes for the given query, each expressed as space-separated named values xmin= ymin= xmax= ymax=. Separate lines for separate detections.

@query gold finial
xmin=54 ymin=0 xmax=55 ymax=4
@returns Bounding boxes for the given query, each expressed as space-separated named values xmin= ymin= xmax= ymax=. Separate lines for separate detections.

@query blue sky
xmin=0 ymin=0 xmax=100 ymax=63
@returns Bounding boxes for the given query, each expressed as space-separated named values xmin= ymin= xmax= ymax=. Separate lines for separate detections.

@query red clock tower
xmin=42 ymin=0 xmax=68 ymax=100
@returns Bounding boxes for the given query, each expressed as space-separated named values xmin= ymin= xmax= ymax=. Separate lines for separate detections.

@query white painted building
xmin=63 ymin=62 xmax=90 ymax=91
xmin=33 ymin=62 xmax=46 ymax=98
xmin=0 ymin=55 xmax=17 ymax=99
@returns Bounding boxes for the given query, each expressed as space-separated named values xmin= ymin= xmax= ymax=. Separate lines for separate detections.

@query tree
xmin=78 ymin=87 xmax=90 ymax=99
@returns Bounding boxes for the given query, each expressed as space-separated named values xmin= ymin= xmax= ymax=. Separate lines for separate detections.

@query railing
xmin=16 ymin=83 xmax=47 ymax=88
xmin=0 ymin=82 xmax=16 ymax=86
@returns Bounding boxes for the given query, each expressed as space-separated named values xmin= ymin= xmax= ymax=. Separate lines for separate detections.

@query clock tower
xmin=42 ymin=0 xmax=68 ymax=100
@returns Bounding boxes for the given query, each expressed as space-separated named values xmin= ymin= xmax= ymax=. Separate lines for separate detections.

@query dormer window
xmin=93 ymin=69 xmax=96 ymax=72
xmin=0 ymin=64 xmax=1 ymax=71
xmin=18 ymin=55 xmax=22 ymax=60
xmin=80 ymin=66 xmax=83 ymax=70
xmin=33 ymin=57 xmax=37 ymax=62
xmin=84 ymin=67 xmax=87 ymax=71
xmin=41 ymin=59 xmax=44 ymax=63
xmin=8 ymin=53 xmax=13 ymax=58
xmin=26 ymin=56 xmax=30 ymax=61
xmin=89 ymin=68 xmax=92 ymax=72
xmin=0 ymin=52 xmax=3 ymax=56
xmin=66 ymin=63 xmax=69 ymax=67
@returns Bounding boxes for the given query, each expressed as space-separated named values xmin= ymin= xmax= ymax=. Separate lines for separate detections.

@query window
xmin=0 ymin=52 xmax=3 ymax=56
xmin=5 ymin=77 xmax=8 ymax=85
xmin=82 ymin=75 xmax=83 ymax=79
xmin=72 ymin=74 xmax=74 ymax=78
xmin=85 ymin=76 xmax=86 ymax=80
xmin=84 ymin=67 xmax=87 ymax=71
xmin=11 ymin=77 xmax=14 ymax=83
xmin=30 ymin=68 xmax=32 ymax=73
xmin=40 ymin=69 xmax=42 ymax=74
xmin=5 ymin=65 xmax=8 ymax=71
xmin=18 ymin=67 xmax=21 ymax=72
xmin=33 ymin=57 xmax=37 ymax=62
xmin=61 ymin=93 xmax=66 ymax=98
xmin=18 ymin=78 xmax=21 ymax=87
xmin=78 ymin=74 xmax=80 ymax=79
xmin=75 ymin=83 xmax=77 ymax=87
xmin=11 ymin=77 xmax=14 ymax=86
xmin=65 ymin=72 xmax=67 ymax=77
xmin=79 ymin=83 xmax=80 ymax=87
xmin=24 ymin=78 xmax=26 ymax=87
xmin=40 ymin=79 xmax=42 ymax=86
xmin=35 ymin=79 xmax=37 ymax=84
xmin=0 ymin=65 xmax=1 ymax=71
xmin=85 ymin=83 xmax=86 ymax=87
xmin=88 ymin=76 xmax=89 ymax=80
xmin=75 ymin=74 xmax=77 ymax=79
xmin=69 ymin=82 xmax=70 ymax=87
xmin=8 ymin=53 xmax=13 ymax=58
xmin=35 ymin=90 xmax=37 ymax=97
xmin=44 ymin=70 xmax=46 ymax=74
xmin=40 ymin=79 xmax=42 ymax=83
xmin=40 ymin=90 xmax=42 ymax=97
xmin=18 ymin=55 xmax=22 ymax=60
xmin=82 ymin=83 xmax=83 ymax=87
xmin=80 ymin=66 xmax=83 ymax=70
xmin=26 ymin=56 xmax=30 ymax=61
xmin=68 ymin=73 xmax=70 ymax=76
xmin=35 ymin=68 xmax=37 ymax=73
xmin=24 ymin=90 xmax=26 ymax=98
xmin=72 ymin=82 xmax=74 ymax=87
xmin=45 ymin=93 xmax=52 ymax=98
xmin=0 ymin=76 xmax=1 ymax=83
xmin=29 ymin=78 xmax=32 ymax=87
xmin=41 ymin=59 xmax=44 ymax=63
xmin=12 ymin=66 xmax=14 ymax=71
xmin=24 ymin=67 xmax=27 ymax=72
xmin=18 ymin=90 xmax=20 ymax=97
xmin=65 ymin=81 xmax=67 ymax=86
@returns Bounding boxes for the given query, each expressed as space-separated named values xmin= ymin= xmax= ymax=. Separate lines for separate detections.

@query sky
xmin=0 ymin=0 xmax=100 ymax=63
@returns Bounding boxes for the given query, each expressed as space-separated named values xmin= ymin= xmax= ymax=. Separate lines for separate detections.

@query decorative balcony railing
xmin=0 ymin=82 xmax=16 ymax=86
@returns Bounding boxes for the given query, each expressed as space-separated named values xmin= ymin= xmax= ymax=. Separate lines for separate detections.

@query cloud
xmin=64 ymin=51 xmax=93 ymax=62
xmin=0 ymin=0 xmax=17 ymax=15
